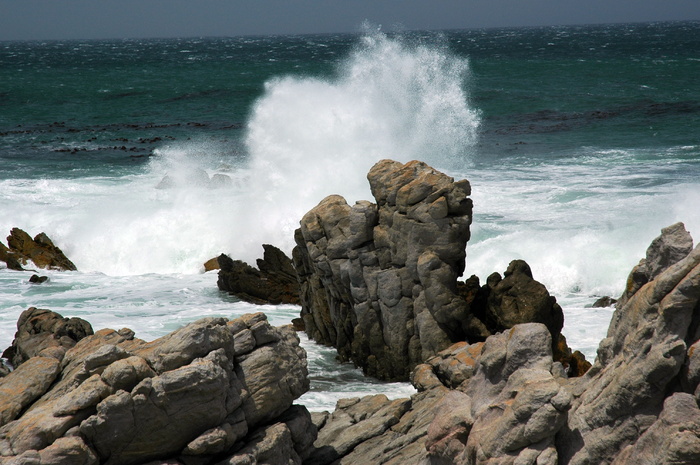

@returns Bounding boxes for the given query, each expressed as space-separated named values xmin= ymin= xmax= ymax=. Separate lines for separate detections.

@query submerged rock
xmin=0 ymin=311 xmax=313 ymax=465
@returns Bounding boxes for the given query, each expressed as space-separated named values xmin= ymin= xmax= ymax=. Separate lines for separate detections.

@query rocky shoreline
xmin=1 ymin=160 xmax=699 ymax=464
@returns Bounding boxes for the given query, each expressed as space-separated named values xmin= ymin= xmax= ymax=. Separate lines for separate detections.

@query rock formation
xmin=217 ymin=244 xmax=301 ymax=305
xmin=0 ymin=228 xmax=77 ymax=271
xmin=0 ymin=310 xmax=314 ymax=464
xmin=2 ymin=307 xmax=93 ymax=369
xmin=309 ymin=222 xmax=700 ymax=465
xmin=294 ymin=159 xmax=566 ymax=381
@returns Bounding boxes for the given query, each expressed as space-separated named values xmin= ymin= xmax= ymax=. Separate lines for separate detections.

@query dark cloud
xmin=1 ymin=0 xmax=699 ymax=41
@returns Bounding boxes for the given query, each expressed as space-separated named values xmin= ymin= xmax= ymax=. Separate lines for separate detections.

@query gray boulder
xmin=0 ymin=311 xmax=313 ymax=465
xmin=2 ymin=307 xmax=93 ymax=369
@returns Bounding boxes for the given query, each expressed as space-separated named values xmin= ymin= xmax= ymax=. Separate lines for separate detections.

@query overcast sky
xmin=1 ymin=0 xmax=699 ymax=41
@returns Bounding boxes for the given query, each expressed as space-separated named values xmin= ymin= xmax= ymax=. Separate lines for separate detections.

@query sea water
xmin=1 ymin=22 xmax=699 ymax=411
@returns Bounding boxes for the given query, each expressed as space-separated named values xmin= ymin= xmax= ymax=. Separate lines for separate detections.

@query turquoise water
xmin=1 ymin=22 xmax=699 ymax=410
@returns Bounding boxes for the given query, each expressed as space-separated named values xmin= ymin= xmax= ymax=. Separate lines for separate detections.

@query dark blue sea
xmin=2 ymin=21 xmax=699 ymax=409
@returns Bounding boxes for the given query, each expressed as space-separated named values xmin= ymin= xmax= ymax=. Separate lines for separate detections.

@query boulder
xmin=1 ymin=228 xmax=77 ymax=271
xmin=2 ymin=307 xmax=94 ymax=368
xmin=310 ymin=323 xmax=570 ymax=465
xmin=217 ymin=245 xmax=301 ymax=305
xmin=0 ymin=311 xmax=313 ymax=465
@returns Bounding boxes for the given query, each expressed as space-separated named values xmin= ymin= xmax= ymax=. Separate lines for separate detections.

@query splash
xmin=9 ymin=31 xmax=480 ymax=275
xmin=245 ymin=30 xmax=480 ymax=208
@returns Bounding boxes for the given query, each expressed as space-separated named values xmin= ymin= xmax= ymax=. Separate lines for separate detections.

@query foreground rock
xmin=1 ymin=307 xmax=93 ymax=369
xmin=217 ymin=244 xmax=301 ymax=305
xmin=0 ymin=310 xmax=313 ymax=464
xmin=309 ymin=222 xmax=700 ymax=465
xmin=310 ymin=323 xmax=570 ymax=465
xmin=294 ymin=159 xmax=565 ymax=381
xmin=0 ymin=228 xmax=77 ymax=271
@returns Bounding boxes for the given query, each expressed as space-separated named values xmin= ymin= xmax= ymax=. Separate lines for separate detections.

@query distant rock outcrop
xmin=0 ymin=228 xmax=77 ymax=271
xmin=293 ymin=159 xmax=567 ymax=381
xmin=0 ymin=311 xmax=313 ymax=464
xmin=217 ymin=244 xmax=301 ymax=305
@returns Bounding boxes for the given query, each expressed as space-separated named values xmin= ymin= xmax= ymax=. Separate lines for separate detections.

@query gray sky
xmin=1 ymin=0 xmax=699 ymax=41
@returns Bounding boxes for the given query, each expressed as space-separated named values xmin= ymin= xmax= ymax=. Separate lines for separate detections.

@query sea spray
xmin=115 ymin=31 xmax=482 ymax=271
xmin=246 ymin=31 xmax=479 ymax=204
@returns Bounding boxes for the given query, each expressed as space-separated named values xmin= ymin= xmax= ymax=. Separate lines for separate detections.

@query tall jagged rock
xmin=294 ymin=159 xmax=566 ymax=381
xmin=294 ymin=159 xmax=479 ymax=381
xmin=0 ymin=228 xmax=77 ymax=271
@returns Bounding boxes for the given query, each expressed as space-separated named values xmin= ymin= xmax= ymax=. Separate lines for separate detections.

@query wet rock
xmin=28 ymin=274 xmax=49 ymax=284
xmin=592 ymin=295 xmax=616 ymax=307
xmin=0 ymin=228 xmax=76 ymax=271
xmin=217 ymin=245 xmax=300 ymax=305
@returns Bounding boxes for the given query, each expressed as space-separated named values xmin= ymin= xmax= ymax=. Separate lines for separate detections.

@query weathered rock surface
xmin=309 ymin=222 xmax=700 ymax=465
xmin=2 ymin=307 xmax=93 ymax=369
xmin=294 ymin=159 xmax=567 ymax=381
xmin=0 ymin=310 xmax=313 ymax=465
xmin=558 ymin=222 xmax=700 ymax=465
xmin=294 ymin=159 xmax=476 ymax=381
xmin=217 ymin=245 xmax=301 ymax=305
xmin=310 ymin=323 xmax=570 ymax=465
xmin=0 ymin=228 xmax=77 ymax=271
xmin=616 ymin=221 xmax=693 ymax=309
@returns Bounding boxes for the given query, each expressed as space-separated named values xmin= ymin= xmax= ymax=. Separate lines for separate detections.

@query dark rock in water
xmin=0 ymin=311 xmax=313 ymax=465
xmin=28 ymin=274 xmax=49 ymax=284
xmin=2 ymin=307 xmax=93 ymax=368
xmin=0 ymin=243 xmax=23 ymax=271
xmin=0 ymin=228 xmax=77 ymax=271
xmin=217 ymin=245 xmax=301 ymax=305
xmin=202 ymin=256 xmax=220 ymax=272
xmin=592 ymin=295 xmax=616 ymax=307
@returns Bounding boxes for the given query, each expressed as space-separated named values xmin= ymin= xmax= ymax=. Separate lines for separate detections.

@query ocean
xmin=1 ymin=21 xmax=699 ymax=411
